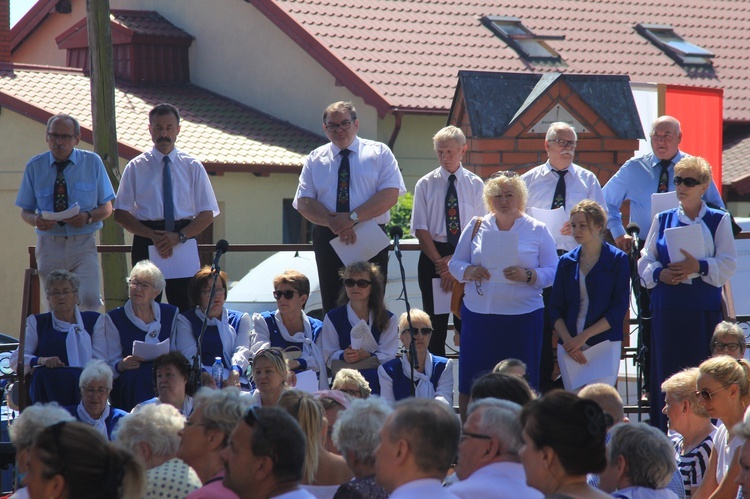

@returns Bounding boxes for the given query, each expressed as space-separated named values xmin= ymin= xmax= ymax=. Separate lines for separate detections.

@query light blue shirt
xmin=603 ymin=151 xmax=724 ymax=240
xmin=16 ymin=149 xmax=115 ymax=236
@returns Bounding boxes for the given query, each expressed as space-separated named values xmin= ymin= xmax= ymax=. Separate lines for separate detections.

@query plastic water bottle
xmin=212 ymin=357 xmax=223 ymax=388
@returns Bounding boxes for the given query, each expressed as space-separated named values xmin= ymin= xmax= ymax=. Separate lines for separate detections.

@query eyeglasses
xmin=673 ymin=176 xmax=702 ymax=188
xmin=324 ymin=120 xmax=353 ymax=133
xmin=401 ymin=327 xmax=434 ymax=336
xmin=550 ymin=139 xmax=577 ymax=148
xmin=712 ymin=341 xmax=742 ymax=353
xmin=47 ymin=289 xmax=77 ymax=297
xmin=489 ymin=170 xmax=519 ymax=179
xmin=47 ymin=133 xmax=77 ymax=142
xmin=337 ymin=388 xmax=363 ymax=398
xmin=273 ymin=290 xmax=298 ymax=300
xmin=201 ymin=288 xmax=226 ymax=297
xmin=460 ymin=430 xmax=492 ymax=442
xmin=255 ymin=348 xmax=285 ymax=360
xmin=475 ymin=280 xmax=483 ymax=296
xmin=128 ymin=280 xmax=153 ymax=290
xmin=695 ymin=384 xmax=731 ymax=402
xmin=184 ymin=419 xmax=208 ymax=430
xmin=83 ymin=387 xmax=109 ymax=396
xmin=244 ymin=406 xmax=269 ymax=434
xmin=651 ymin=133 xmax=675 ymax=144
xmin=344 ymin=278 xmax=371 ymax=288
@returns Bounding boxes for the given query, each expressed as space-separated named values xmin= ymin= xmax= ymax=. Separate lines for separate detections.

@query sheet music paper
xmin=42 ymin=202 xmax=80 ymax=221
xmin=330 ymin=219 xmax=390 ymax=266
xmin=529 ymin=206 xmax=570 ymax=248
xmin=558 ymin=340 xmax=620 ymax=390
xmin=148 ymin=238 xmax=201 ymax=279
xmin=665 ymin=224 xmax=707 ymax=281
xmin=431 ymin=278 xmax=452 ymax=315
xmin=480 ymin=231 xmax=518 ymax=284
xmin=132 ymin=339 xmax=170 ymax=361
xmin=651 ymin=191 xmax=679 ymax=221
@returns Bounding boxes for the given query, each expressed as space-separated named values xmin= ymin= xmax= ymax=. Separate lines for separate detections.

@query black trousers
xmin=312 ymin=224 xmax=389 ymax=315
xmin=417 ymin=243 xmax=461 ymax=357
xmin=132 ymin=219 xmax=192 ymax=313
xmin=633 ymin=239 xmax=651 ymax=393
xmin=539 ymin=249 xmax=566 ymax=394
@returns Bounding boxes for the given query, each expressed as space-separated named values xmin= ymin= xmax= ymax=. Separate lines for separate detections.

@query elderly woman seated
xmin=11 ymin=269 xmax=107 ymax=406
xmin=331 ymin=397 xmax=392 ymax=499
xmin=114 ymin=403 xmax=202 ymax=498
xmin=599 ymin=423 xmax=678 ymax=498
xmin=710 ymin=321 xmax=746 ymax=359
xmin=65 ymin=359 xmax=127 ymax=440
xmin=8 ymin=403 xmax=75 ymax=498
xmin=331 ymin=368 xmax=371 ymax=399
xmin=137 ymin=351 xmax=196 ymax=416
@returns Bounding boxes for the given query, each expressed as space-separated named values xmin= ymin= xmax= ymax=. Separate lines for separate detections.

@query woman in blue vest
xmin=250 ymin=270 xmax=327 ymax=389
xmin=65 ymin=359 xmax=127 ymax=441
xmin=638 ymin=157 xmax=737 ymax=430
xmin=11 ymin=269 xmax=107 ymax=406
xmin=378 ymin=308 xmax=453 ymax=404
xmin=322 ymin=261 xmax=398 ymax=395
xmin=177 ymin=266 xmax=251 ymax=388
xmin=549 ymin=200 xmax=629 ymax=391
xmin=105 ymin=260 xmax=188 ymax=412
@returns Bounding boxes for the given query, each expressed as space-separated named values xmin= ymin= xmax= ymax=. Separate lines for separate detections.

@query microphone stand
xmin=392 ymin=233 xmax=419 ymax=397
xmin=629 ymin=236 xmax=646 ymax=421
xmin=189 ymin=264 xmax=222 ymax=394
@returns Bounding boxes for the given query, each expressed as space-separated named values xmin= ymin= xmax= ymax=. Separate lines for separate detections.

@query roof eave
xmin=10 ymin=0 xmax=59 ymax=53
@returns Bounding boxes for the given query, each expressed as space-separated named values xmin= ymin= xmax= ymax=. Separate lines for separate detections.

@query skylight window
xmin=636 ymin=24 xmax=714 ymax=67
xmin=481 ymin=16 xmax=564 ymax=61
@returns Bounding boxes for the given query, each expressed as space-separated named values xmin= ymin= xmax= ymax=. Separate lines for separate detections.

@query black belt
xmin=140 ymin=219 xmax=191 ymax=231
xmin=433 ymin=241 xmax=455 ymax=252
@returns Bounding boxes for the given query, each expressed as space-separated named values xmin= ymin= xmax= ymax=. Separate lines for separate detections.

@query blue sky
xmin=11 ymin=0 xmax=37 ymax=26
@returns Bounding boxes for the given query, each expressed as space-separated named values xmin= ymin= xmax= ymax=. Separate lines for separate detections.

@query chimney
xmin=0 ymin=0 xmax=9 ymax=62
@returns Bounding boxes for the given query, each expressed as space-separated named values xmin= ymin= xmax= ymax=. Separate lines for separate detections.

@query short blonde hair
xmin=578 ymin=383 xmax=624 ymax=425
xmin=661 ymin=368 xmax=709 ymax=418
xmin=483 ymin=173 xmax=527 ymax=213
xmin=433 ymin=126 xmax=466 ymax=147
xmin=674 ymin=156 xmax=712 ymax=184
xmin=398 ymin=308 xmax=432 ymax=333
xmin=332 ymin=368 xmax=372 ymax=398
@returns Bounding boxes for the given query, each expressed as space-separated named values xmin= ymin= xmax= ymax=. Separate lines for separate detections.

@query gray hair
xmin=545 ymin=122 xmax=577 ymax=141
xmin=332 ymin=396 xmax=392 ymax=467
xmin=47 ymin=114 xmax=81 ymax=136
xmin=608 ymin=423 xmax=676 ymax=489
xmin=8 ymin=403 xmax=75 ymax=451
xmin=113 ymin=404 xmax=184 ymax=459
xmin=79 ymin=359 xmax=113 ymax=390
xmin=467 ymin=398 xmax=523 ymax=454
xmin=128 ymin=260 xmax=166 ymax=294
xmin=44 ymin=269 xmax=80 ymax=295
xmin=193 ymin=387 xmax=251 ymax=446
xmin=433 ymin=126 xmax=466 ymax=147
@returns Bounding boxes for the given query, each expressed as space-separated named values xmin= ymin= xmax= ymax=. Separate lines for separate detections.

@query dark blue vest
xmin=182 ymin=308 xmax=244 ymax=368
xmin=107 ymin=303 xmax=178 ymax=356
xmin=260 ymin=311 xmax=323 ymax=349
xmin=34 ymin=311 xmax=99 ymax=365
xmin=326 ymin=306 xmax=391 ymax=353
xmin=382 ymin=355 xmax=448 ymax=401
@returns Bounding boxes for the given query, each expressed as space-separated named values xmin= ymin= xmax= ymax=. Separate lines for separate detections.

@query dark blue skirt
xmin=30 ymin=366 xmax=83 ymax=406
xmin=458 ymin=305 xmax=543 ymax=394
xmin=110 ymin=362 xmax=156 ymax=412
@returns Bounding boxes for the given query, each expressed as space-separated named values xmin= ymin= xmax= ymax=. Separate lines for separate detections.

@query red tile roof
xmin=0 ymin=64 xmax=324 ymax=171
xmin=255 ymin=0 xmax=750 ymax=121
xmin=723 ymin=128 xmax=750 ymax=193
xmin=109 ymin=10 xmax=193 ymax=39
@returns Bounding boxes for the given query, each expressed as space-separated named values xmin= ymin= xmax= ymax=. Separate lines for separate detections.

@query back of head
xmin=250 ymin=407 xmax=307 ymax=484
xmin=470 ymin=372 xmax=535 ymax=406
xmin=467 ymin=398 xmax=523 ymax=455
xmin=520 ymin=390 xmax=607 ymax=476
xmin=332 ymin=397 xmax=392 ymax=468
xmin=278 ymin=389 xmax=324 ymax=483
xmin=388 ymin=398 xmax=460 ymax=476
xmin=194 ymin=387 xmax=252 ymax=446
xmin=113 ymin=403 xmax=184 ymax=461
xmin=578 ymin=383 xmax=624 ymax=425
xmin=34 ymin=421 xmax=145 ymax=498
xmin=9 ymin=403 xmax=75 ymax=451
xmin=608 ymin=423 xmax=676 ymax=489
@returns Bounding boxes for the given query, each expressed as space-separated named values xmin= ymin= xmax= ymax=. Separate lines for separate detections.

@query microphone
xmin=626 ymin=223 xmax=640 ymax=253
xmin=211 ymin=239 xmax=229 ymax=271
xmin=389 ymin=226 xmax=403 ymax=245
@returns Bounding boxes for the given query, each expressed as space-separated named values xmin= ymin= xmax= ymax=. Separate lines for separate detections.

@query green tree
xmin=385 ymin=192 xmax=414 ymax=239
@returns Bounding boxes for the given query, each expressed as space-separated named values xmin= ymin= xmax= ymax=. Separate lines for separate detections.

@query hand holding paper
xmin=350 ymin=320 xmax=378 ymax=352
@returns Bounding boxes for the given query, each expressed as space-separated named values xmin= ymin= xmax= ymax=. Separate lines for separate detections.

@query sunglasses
xmin=273 ymin=290 xmax=297 ymax=300
xmin=695 ymin=384 xmax=731 ymax=402
xmin=244 ymin=407 xmax=269 ymax=435
xmin=401 ymin=327 xmax=434 ymax=336
xmin=673 ymin=175 xmax=702 ymax=187
xmin=712 ymin=341 xmax=742 ymax=352
xmin=255 ymin=348 xmax=284 ymax=359
xmin=489 ymin=170 xmax=519 ymax=179
xmin=460 ymin=430 xmax=492 ymax=442
xmin=343 ymin=278 xmax=372 ymax=288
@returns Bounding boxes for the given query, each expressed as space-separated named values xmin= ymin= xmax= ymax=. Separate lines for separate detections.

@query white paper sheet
xmin=557 ymin=340 xmax=620 ymax=391
xmin=42 ymin=202 xmax=80 ymax=221
xmin=529 ymin=206 xmax=570 ymax=247
xmin=350 ymin=320 xmax=378 ymax=352
xmin=651 ymin=191 xmax=679 ymax=221
xmin=148 ymin=238 xmax=201 ymax=279
xmin=431 ymin=278 xmax=452 ymax=315
xmin=665 ymin=224 xmax=707 ymax=281
xmin=132 ymin=338 xmax=170 ymax=361
xmin=329 ymin=219 xmax=390 ymax=266
xmin=293 ymin=370 xmax=319 ymax=393
xmin=480 ymin=231 xmax=518 ymax=283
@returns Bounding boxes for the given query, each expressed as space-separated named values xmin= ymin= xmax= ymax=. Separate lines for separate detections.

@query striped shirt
xmin=673 ymin=429 xmax=717 ymax=497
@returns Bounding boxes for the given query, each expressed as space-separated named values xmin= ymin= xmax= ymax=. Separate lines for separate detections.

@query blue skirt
xmin=110 ymin=362 xmax=157 ymax=412
xmin=458 ymin=305 xmax=543 ymax=394
xmin=30 ymin=366 xmax=83 ymax=407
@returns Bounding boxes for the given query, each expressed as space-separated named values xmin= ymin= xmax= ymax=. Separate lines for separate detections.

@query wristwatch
xmin=85 ymin=211 xmax=93 ymax=224
xmin=349 ymin=211 xmax=359 ymax=224
xmin=525 ymin=269 xmax=533 ymax=283
xmin=178 ymin=231 xmax=187 ymax=244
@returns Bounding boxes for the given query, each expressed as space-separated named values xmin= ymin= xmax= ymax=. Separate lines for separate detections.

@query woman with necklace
xmin=549 ymin=200 xmax=629 ymax=391
xmin=638 ymin=157 xmax=736 ymax=430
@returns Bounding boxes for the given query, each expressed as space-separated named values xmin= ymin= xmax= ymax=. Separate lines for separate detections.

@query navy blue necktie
xmin=445 ymin=174 xmax=460 ymax=248
xmin=336 ymin=149 xmax=351 ymax=213
xmin=657 ymin=160 xmax=670 ymax=193
xmin=163 ymin=155 xmax=175 ymax=232
xmin=551 ymin=169 xmax=567 ymax=209
xmin=54 ymin=160 xmax=70 ymax=226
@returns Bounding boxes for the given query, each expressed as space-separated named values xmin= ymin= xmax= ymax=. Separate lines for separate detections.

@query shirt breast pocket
xmin=72 ymin=182 xmax=97 ymax=208
xmin=34 ymin=186 xmax=54 ymax=207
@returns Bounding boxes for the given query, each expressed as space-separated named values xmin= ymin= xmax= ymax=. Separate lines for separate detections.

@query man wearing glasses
xmin=603 ymin=115 xmax=724 ymax=402
xmin=521 ymin=121 xmax=605 ymax=393
xmin=16 ymin=114 xmax=115 ymax=311
xmin=294 ymin=101 xmax=406 ymax=314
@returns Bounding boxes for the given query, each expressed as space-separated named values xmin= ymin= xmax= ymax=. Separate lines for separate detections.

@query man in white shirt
xmin=114 ymin=103 xmax=220 ymax=311
xmin=411 ymin=126 xmax=485 ymax=356
xmin=450 ymin=398 xmax=542 ymax=499
xmin=521 ymin=122 xmax=605 ymax=392
xmin=374 ymin=398 xmax=460 ymax=499
xmin=294 ymin=101 xmax=406 ymax=314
